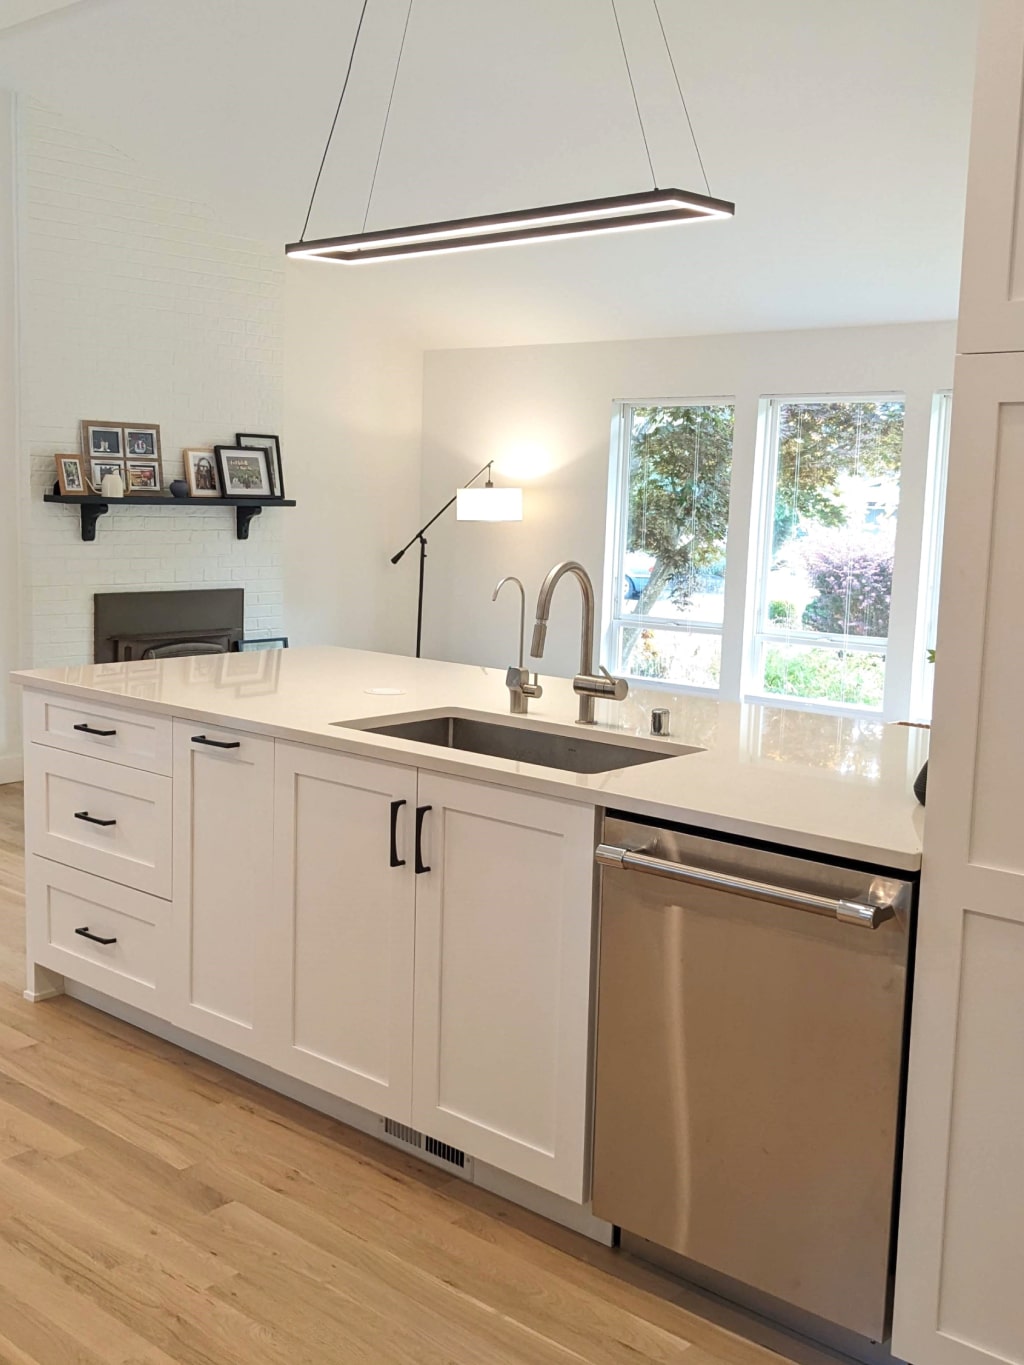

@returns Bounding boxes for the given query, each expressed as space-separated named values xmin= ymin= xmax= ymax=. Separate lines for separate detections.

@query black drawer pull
xmin=390 ymin=799 xmax=407 ymax=868
xmin=73 ymin=722 xmax=117 ymax=737
xmin=74 ymin=811 xmax=117 ymax=827
xmin=75 ymin=926 xmax=117 ymax=946
xmin=191 ymin=735 xmax=241 ymax=749
xmin=414 ymin=805 xmax=432 ymax=875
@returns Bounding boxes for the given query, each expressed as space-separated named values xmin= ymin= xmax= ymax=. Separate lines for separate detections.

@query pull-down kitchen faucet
xmin=530 ymin=561 xmax=628 ymax=724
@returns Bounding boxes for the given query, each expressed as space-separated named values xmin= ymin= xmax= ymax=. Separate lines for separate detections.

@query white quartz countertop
xmin=12 ymin=646 xmax=928 ymax=870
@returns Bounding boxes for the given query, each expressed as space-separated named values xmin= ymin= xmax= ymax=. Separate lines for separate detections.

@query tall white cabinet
xmin=893 ymin=6 xmax=1024 ymax=1363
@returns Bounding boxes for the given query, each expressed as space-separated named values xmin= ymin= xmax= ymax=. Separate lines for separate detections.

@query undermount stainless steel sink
xmin=332 ymin=712 xmax=700 ymax=775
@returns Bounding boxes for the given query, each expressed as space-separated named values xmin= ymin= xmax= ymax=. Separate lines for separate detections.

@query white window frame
xmin=603 ymin=397 xmax=736 ymax=696
xmin=908 ymin=390 xmax=952 ymax=720
xmin=746 ymin=393 xmax=907 ymax=717
xmin=603 ymin=389 xmax=949 ymax=721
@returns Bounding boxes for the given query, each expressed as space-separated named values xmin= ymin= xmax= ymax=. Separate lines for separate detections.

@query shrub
xmin=768 ymin=599 xmax=798 ymax=627
xmin=800 ymin=537 xmax=893 ymax=637
xmin=763 ymin=646 xmax=885 ymax=707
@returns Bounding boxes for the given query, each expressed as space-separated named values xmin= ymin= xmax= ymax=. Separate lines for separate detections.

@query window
xmin=603 ymin=388 xmax=946 ymax=719
xmin=607 ymin=402 xmax=735 ymax=690
xmin=750 ymin=396 xmax=905 ymax=711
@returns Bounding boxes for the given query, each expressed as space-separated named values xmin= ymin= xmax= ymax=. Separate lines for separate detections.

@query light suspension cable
xmin=362 ymin=0 xmax=414 ymax=232
xmin=653 ymin=0 xmax=712 ymax=196
xmin=299 ymin=0 xmax=370 ymax=242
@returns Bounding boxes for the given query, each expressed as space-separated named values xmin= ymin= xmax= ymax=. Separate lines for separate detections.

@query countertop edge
xmin=13 ymin=671 xmax=924 ymax=873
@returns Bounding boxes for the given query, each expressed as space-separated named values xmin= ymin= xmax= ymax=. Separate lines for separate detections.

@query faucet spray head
xmin=530 ymin=620 xmax=548 ymax=657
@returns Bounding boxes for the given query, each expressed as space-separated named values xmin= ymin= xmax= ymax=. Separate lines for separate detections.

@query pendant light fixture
xmin=286 ymin=0 xmax=733 ymax=264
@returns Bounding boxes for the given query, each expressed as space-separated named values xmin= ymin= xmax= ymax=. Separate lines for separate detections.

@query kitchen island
xmin=10 ymin=646 xmax=926 ymax=1233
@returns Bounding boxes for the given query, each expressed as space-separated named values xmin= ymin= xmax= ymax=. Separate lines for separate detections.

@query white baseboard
xmin=61 ymin=981 xmax=614 ymax=1247
xmin=0 ymin=753 xmax=23 ymax=784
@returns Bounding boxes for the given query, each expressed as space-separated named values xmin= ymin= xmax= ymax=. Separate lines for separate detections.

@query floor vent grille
xmin=383 ymin=1119 xmax=422 ymax=1148
xmin=380 ymin=1119 xmax=470 ymax=1175
xmin=424 ymin=1136 xmax=466 ymax=1169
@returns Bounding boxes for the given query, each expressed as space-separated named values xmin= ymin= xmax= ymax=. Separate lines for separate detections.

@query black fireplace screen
xmin=93 ymin=589 xmax=244 ymax=663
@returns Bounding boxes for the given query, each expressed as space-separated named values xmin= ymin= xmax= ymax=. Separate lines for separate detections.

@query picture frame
xmin=236 ymin=433 xmax=284 ymax=499
xmin=91 ymin=457 xmax=125 ymax=488
xmin=215 ymin=444 xmax=273 ymax=498
xmin=55 ymin=453 xmax=87 ymax=495
xmin=82 ymin=421 xmax=124 ymax=459
xmin=124 ymin=424 xmax=162 ymax=462
xmin=126 ymin=460 xmax=161 ymax=493
xmin=237 ymin=636 xmax=289 ymax=651
xmin=82 ymin=420 xmax=163 ymax=488
xmin=183 ymin=448 xmax=222 ymax=498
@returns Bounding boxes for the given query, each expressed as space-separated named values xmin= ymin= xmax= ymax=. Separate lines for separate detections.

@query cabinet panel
xmin=936 ymin=910 xmax=1024 ymax=1361
xmin=25 ymin=746 xmax=171 ymax=898
xmin=958 ymin=2 xmax=1024 ymax=354
xmin=271 ymin=743 xmax=417 ymax=1120
xmin=412 ymin=773 xmax=595 ymax=1201
xmin=27 ymin=857 xmax=167 ymax=1012
xmin=171 ymin=721 xmax=274 ymax=1052
xmin=23 ymin=689 xmax=172 ymax=774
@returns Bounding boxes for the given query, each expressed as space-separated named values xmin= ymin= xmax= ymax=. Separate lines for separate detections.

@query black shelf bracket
xmin=80 ymin=502 xmax=109 ymax=542
xmin=235 ymin=505 xmax=262 ymax=540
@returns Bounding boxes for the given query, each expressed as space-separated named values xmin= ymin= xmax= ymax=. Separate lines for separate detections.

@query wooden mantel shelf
xmin=44 ymin=491 xmax=297 ymax=541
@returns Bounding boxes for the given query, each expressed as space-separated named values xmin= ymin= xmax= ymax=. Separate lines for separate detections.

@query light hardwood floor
xmin=0 ymin=781 xmax=787 ymax=1365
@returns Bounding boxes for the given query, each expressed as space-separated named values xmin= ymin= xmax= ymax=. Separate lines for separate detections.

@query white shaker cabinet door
xmin=958 ymin=2 xmax=1024 ymax=355
xmin=270 ymin=742 xmax=417 ymax=1122
xmin=411 ymin=773 xmax=596 ymax=1202
xmin=893 ymin=353 xmax=1024 ymax=1365
xmin=171 ymin=721 xmax=275 ymax=1055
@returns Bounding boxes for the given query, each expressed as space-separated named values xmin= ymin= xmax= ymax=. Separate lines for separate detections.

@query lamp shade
xmin=456 ymin=486 xmax=523 ymax=522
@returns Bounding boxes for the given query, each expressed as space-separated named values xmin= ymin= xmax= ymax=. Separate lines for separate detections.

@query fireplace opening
xmin=93 ymin=589 xmax=244 ymax=663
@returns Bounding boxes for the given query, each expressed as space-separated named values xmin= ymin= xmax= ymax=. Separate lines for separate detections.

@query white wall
xmin=0 ymin=90 xmax=19 ymax=781
xmin=420 ymin=322 xmax=957 ymax=684
xmin=18 ymin=98 xmax=285 ymax=671
xmin=283 ymin=265 xmax=422 ymax=656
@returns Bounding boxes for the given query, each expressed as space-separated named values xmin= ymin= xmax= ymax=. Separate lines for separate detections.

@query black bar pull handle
xmin=191 ymin=735 xmax=241 ymax=749
xmin=75 ymin=926 xmax=117 ymax=945
xmin=74 ymin=722 xmax=117 ymax=737
xmin=74 ymin=811 xmax=117 ymax=827
xmin=389 ymin=799 xmax=407 ymax=868
xmin=414 ymin=805 xmax=432 ymax=875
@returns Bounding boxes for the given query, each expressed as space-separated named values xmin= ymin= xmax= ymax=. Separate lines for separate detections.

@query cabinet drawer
xmin=27 ymin=857 xmax=164 ymax=1007
xmin=23 ymin=690 xmax=172 ymax=774
xmin=25 ymin=748 xmax=172 ymax=899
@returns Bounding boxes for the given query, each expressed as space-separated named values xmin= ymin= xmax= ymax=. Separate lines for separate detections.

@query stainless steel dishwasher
xmin=593 ymin=814 xmax=914 ymax=1351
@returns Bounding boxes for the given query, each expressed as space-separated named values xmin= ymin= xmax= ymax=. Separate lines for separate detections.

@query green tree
xmin=622 ymin=399 xmax=904 ymax=675
xmin=771 ymin=401 xmax=904 ymax=550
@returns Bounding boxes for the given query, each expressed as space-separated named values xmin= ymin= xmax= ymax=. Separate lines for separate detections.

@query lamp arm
xmin=390 ymin=460 xmax=494 ymax=564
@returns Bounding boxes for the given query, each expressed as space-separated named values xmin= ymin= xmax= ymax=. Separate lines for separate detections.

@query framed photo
xmin=126 ymin=460 xmax=161 ymax=493
xmin=183 ymin=448 xmax=222 ymax=498
xmin=91 ymin=458 xmax=125 ymax=487
xmin=215 ymin=445 xmax=273 ymax=498
xmin=55 ymin=453 xmax=86 ymax=495
xmin=82 ymin=422 xmax=124 ymax=458
xmin=124 ymin=424 xmax=162 ymax=461
xmin=236 ymin=433 xmax=284 ymax=499
xmin=237 ymin=637 xmax=289 ymax=651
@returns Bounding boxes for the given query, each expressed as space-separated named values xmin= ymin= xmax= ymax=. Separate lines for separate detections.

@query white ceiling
xmin=0 ymin=0 xmax=979 ymax=348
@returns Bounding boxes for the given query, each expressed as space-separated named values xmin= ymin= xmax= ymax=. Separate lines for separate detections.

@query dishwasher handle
xmin=595 ymin=843 xmax=897 ymax=929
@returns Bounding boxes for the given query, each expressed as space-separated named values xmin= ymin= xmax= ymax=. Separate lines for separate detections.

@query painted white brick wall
xmin=19 ymin=99 xmax=285 ymax=666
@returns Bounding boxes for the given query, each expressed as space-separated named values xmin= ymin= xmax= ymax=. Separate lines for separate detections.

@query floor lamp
xmin=391 ymin=461 xmax=523 ymax=657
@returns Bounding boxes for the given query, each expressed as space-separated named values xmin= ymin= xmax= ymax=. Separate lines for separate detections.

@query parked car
xmin=623 ymin=551 xmax=655 ymax=600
